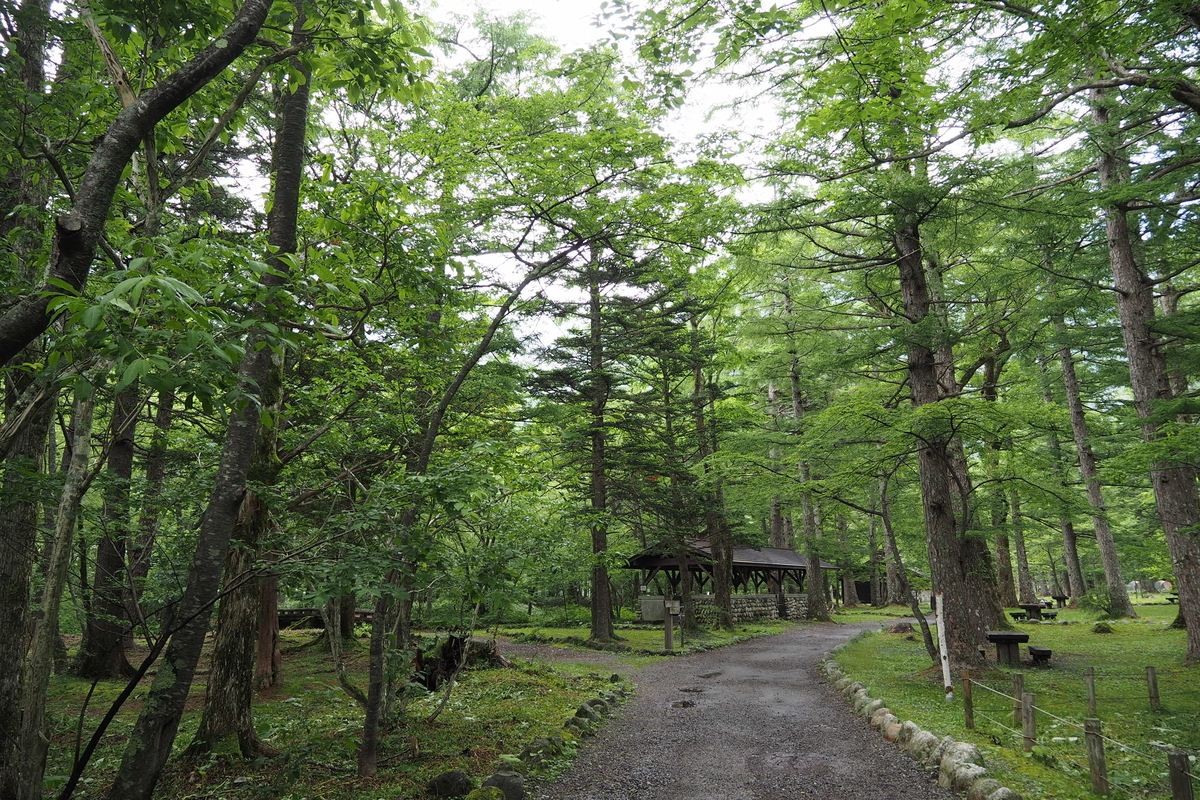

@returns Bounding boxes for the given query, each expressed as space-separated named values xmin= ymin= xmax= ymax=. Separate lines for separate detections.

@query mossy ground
xmin=833 ymin=603 xmax=1199 ymax=800
xmin=43 ymin=631 xmax=628 ymax=799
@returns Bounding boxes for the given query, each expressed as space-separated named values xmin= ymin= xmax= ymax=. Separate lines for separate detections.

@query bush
xmin=1077 ymin=586 xmax=1126 ymax=619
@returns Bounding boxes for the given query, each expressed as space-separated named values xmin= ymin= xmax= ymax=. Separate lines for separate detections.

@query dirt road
xmin=519 ymin=621 xmax=955 ymax=800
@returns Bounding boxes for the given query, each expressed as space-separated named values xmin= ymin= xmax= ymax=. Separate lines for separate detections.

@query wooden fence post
xmin=1168 ymin=752 xmax=1195 ymax=800
xmin=1147 ymin=665 xmax=1161 ymax=712
xmin=962 ymin=671 xmax=974 ymax=730
xmin=1086 ymin=666 xmax=1097 ymax=717
xmin=1085 ymin=717 xmax=1109 ymax=795
xmin=1022 ymin=692 xmax=1035 ymax=753
xmin=1013 ymin=673 xmax=1025 ymax=727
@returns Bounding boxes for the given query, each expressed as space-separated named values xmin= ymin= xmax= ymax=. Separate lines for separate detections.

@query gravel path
xmin=518 ymin=621 xmax=956 ymax=800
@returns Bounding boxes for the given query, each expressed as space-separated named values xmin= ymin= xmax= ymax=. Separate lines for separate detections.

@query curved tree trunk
xmin=103 ymin=12 xmax=305 ymax=796
xmin=880 ymin=475 xmax=937 ymax=660
xmin=18 ymin=383 xmax=100 ymax=800
xmin=0 ymin=0 xmax=275 ymax=366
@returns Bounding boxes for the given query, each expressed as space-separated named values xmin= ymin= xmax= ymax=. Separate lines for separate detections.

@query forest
xmin=1 ymin=0 xmax=1198 ymax=797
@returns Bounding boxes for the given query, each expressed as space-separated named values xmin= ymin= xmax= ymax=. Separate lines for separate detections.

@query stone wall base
xmin=685 ymin=594 xmax=810 ymax=625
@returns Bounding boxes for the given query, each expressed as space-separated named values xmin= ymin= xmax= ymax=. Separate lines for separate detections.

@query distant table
xmin=1019 ymin=603 xmax=1045 ymax=621
xmin=1051 ymin=595 xmax=1069 ymax=608
xmin=986 ymin=631 xmax=1031 ymax=665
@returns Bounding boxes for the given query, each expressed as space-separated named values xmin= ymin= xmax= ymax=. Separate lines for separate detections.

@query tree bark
xmin=128 ymin=389 xmax=175 ymax=641
xmin=74 ymin=385 xmax=139 ymax=679
xmin=186 ymin=356 xmax=284 ymax=758
xmin=103 ymin=16 xmax=304 ymax=796
xmin=17 ymin=384 xmax=100 ymax=800
xmin=0 ymin=1 xmax=56 ymax=792
xmin=837 ymin=515 xmax=858 ymax=607
xmin=694 ymin=318 xmax=733 ymax=629
xmin=880 ymin=475 xmax=937 ymax=660
xmin=1009 ymin=490 xmax=1036 ymax=603
xmin=1039 ymin=359 xmax=1086 ymax=602
xmin=587 ymin=260 xmax=615 ymax=642
xmin=1092 ymin=87 xmax=1190 ymax=637
xmin=894 ymin=219 xmax=989 ymax=668
xmin=1056 ymin=322 xmax=1134 ymax=617
xmin=254 ymin=555 xmax=282 ymax=689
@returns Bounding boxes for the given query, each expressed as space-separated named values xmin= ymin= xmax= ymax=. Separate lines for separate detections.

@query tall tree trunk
xmin=694 ymin=319 xmax=733 ymax=629
xmin=1039 ymin=358 xmax=1086 ymax=603
xmin=1009 ymin=490 xmax=1036 ymax=603
xmin=587 ymin=260 xmax=615 ymax=642
xmin=800 ymin=463 xmax=831 ymax=621
xmin=127 ymin=388 xmax=174 ymax=642
xmin=837 ymin=514 xmax=858 ymax=607
xmin=1056 ymin=321 xmax=1135 ymax=617
xmin=186 ymin=352 xmax=284 ymax=758
xmin=75 ymin=385 xmax=139 ymax=679
xmin=981 ymin=359 xmax=1018 ymax=608
xmin=18 ymin=383 xmax=101 ymax=800
xmin=868 ymin=507 xmax=883 ymax=607
xmin=254 ymin=554 xmax=281 ymax=689
xmin=880 ymin=475 xmax=937 ymax=660
xmin=0 ymin=1 xmax=55 ymax=792
xmin=894 ymin=219 xmax=989 ymax=668
xmin=1093 ymin=87 xmax=1189 ymax=636
xmin=103 ymin=20 xmax=307 ymax=797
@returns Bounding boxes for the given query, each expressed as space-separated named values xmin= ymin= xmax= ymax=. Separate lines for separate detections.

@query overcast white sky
xmin=428 ymin=0 xmax=611 ymax=52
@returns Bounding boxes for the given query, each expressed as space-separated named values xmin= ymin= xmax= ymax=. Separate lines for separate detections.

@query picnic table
xmin=986 ymin=630 xmax=1030 ymax=665
xmin=1019 ymin=603 xmax=1046 ymax=621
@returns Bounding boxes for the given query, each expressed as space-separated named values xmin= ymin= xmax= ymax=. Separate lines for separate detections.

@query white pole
xmin=935 ymin=592 xmax=953 ymax=701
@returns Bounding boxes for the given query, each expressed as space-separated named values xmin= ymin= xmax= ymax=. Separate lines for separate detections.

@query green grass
xmin=831 ymin=604 xmax=927 ymax=623
xmin=495 ymin=620 xmax=795 ymax=654
xmin=831 ymin=604 xmax=1199 ymax=800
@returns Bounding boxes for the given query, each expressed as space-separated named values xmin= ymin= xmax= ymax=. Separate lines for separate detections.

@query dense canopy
xmin=1 ymin=0 xmax=1198 ymax=796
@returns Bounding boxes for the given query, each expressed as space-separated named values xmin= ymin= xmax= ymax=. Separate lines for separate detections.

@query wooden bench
xmin=1167 ymin=595 xmax=1179 ymax=604
xmin=986 ymin=630 xmax=1030 ymax=665
xmin=1029 ymin=645 xmax=1053 ymax=667
xmin=1010 ymin=611 xmax=1026 ymax=621
xmin=1042 ymin=611 xmax=1058 ymax=620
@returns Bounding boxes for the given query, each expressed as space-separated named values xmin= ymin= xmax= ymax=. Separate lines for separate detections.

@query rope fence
xmin=962 ymin=670 xmax=1199 ymax=799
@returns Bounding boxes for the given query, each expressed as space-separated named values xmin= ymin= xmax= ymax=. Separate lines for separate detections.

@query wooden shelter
xmin=626 ymin=539 xmax=836 ymax=594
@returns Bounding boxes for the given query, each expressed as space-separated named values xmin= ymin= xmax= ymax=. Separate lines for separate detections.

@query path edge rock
xmin=821 ymin=646 xmax=1023 ymax=800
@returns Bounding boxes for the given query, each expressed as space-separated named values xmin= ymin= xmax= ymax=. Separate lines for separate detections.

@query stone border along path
xmin=513 ymin=620 xmax=1017 ymax=800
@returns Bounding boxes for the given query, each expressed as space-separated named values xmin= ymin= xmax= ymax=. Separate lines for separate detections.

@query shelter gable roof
xmin=627 ymin=540 xmax=836 ymax=571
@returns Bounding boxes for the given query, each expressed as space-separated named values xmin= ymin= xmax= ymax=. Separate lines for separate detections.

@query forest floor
xmin=45 ymin=603 xmax=1193 ymax=799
